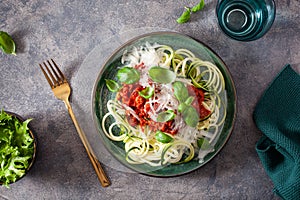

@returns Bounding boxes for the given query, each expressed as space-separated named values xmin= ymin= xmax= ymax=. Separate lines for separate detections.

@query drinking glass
xmin=216 ymin=0 xmax=276 ymax=41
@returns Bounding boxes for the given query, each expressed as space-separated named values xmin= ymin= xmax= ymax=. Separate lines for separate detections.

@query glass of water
xmin=216 ymin=0 xmax=276 ymax=41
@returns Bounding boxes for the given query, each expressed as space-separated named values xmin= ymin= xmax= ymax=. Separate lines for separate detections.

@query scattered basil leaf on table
xmin=0 ymin=31 xmax=16 ymax=55
xmin=149 ymin=66 xmax=176 ymax=84
xmin=176 ymin=0 xmax=205 ymax=24
xmin=177 ymin=7 xmax=191 ymax=24
xmin=156 ymin=110 xmax=176 ymax=122
xmin=117 ymin=67 xmax=140 ymax=84
xmin=191 ymin=0 xmax=205 ymax=13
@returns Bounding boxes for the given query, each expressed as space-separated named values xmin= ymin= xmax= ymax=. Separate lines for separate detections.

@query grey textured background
xmin=1 ymin=0 xmax=299 ymax=199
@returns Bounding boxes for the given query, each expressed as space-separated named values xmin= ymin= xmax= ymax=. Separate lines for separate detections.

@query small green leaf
xmin=182 ymin=105 xmax=199 ymax=127
xmin=185 ymin=96 xmax=194 ymax=105
xmin=156 ymin=110 xmax=176 ymax=122
xmin=178 ymin=103 xmax=187 ymax=113
xmin=155 ymin=131 xmax=174 ymax=143
xmin=105 ymin=79 xmax=120 ymax=92
xmin=191 ymin=0 xmax=205 ymax=13
xmin=176 ymin=7 xmax=191 ymax=24
xmin=0 ymin=31 xmax=16 ymax=55
xmin=138 ymin=87 xmax=154 ymax=99
xmin=172 ymin=81 xmax=189 ymax=103
xmin=197 ymin=137 xmax=211 ymax=150
xmin=149 ymin=66 xmax=176 ymax=84
xmin=117 ymin=67 xmax=140 ymax=84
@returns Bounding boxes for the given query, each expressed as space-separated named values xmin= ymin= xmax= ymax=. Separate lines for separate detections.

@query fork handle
xmin=64 ymin=100 xmax=110 ymax=187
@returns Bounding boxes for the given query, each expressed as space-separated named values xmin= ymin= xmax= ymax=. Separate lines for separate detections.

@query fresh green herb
xmin=138 ymin=87 xmax=154 ymax=99
xmin=185 ymin=96 xmax=195 ymax=105
xmin=117 ymin=67 xmax=140 ymax=84
xmin=176 ymin=7 xmax=191 ymax=24
xmin=0 ymin=31 xmax=16 ymax=55
xmin=197 ymin=137 xmax=211 ymax=150
xmin=173 ymin=81 xmax=189 ymax=103
xmin=182 ymin=106 xmax=199 ymax=127
xmin=172 ymin=81 xmax=199 ymax=127
xmin=105 ymin=79 xmax=120 ymax=92
xmin=0 ymin=111 xmax=34 ymax=188
xmin=191 ymin=0 xmax=205 ymax=13
xmin=155 ymin=131 xmax=174 ymax=143
xmin=156 ymin=110 xmax=176 ymax=123
xmin=176 ymin=0 xmax=205 ymax=24
xmin=149 ymin=66 xmax=176 ymax=84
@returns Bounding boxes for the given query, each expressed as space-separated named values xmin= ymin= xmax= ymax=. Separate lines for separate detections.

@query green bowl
xmin=92 ymin=32 xmax=236 ymax=177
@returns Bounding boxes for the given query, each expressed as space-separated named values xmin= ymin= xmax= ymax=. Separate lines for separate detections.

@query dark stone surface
xmin=1 ymin=0 xmax=298 ymax=199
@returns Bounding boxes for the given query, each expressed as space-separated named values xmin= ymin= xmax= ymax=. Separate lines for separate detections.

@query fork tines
xmin=39 ymin=59 xmax=67 ymax=88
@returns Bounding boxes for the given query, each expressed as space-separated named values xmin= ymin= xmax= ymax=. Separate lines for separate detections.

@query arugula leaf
xmin=117 ymin=67 xmax=140 ymax=84
xmin=176 ymin=7 xmax=191 ymax=24
xmin=0 ymin=31 xmax=16 ymax=55
xmin=0 ymin=111 xmax=34 ymax=187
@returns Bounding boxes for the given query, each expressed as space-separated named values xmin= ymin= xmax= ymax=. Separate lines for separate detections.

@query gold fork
xmin=39 ymin=59 xmax=110 ymax=187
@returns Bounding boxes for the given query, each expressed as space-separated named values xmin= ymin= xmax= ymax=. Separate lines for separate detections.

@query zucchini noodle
xmin=101 ymin=42 xmax=227 ymax=166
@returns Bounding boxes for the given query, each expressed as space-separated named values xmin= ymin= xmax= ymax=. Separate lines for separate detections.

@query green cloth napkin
xmin=254 ymin=64 xmax=300 ymax=200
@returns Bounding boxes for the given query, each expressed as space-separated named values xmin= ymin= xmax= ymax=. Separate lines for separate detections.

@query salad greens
xmin=0 ymin=110 xmax=34 ymax=188
xmin=177 ymin=0 xmax=205 ymax=24
xmin=0 ymin=31 xmax=16 ymax=55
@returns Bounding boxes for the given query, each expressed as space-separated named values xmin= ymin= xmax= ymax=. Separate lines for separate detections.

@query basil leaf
xmin=155 ymin=131 xmax=174 ymax=143
xmin=138 ymin=87 xmax=154 ymax=99
xmin=176 ymin=7 xmax=191 ymax=24
xmin=149 ymin=66 xmax=176 ymax=84
xmin=182 ymin=105 xmax=199 ymax=127
xmin=117 ymin=67 xmax=140 ymax=84
xmin=105 ymin=79 xmax=120 ymax=92
xmin=0 ymin=31 xmax=16 ymax=55
xmin=172 ymin=81 xmax=189 ymax=103
xmin=185 ymin=96 xmax=194 ymax=105
xmin=156 ymin=110 xmax=176 ymax=122
xmin=191 ymin=0 xmax=205 ymax=13
xmin=197 ymin=137 xmax=211 ymax=150
xmin=178 ymin=103 xmax=187 ymax=113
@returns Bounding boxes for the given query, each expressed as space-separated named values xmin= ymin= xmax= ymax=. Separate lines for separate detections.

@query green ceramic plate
xmin=92 ymin=32 xmax=236 ymax=177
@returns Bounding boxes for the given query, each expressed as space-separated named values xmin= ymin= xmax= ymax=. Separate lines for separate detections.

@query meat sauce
xmin=116 ymin=74 xmax=210 ymax=136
